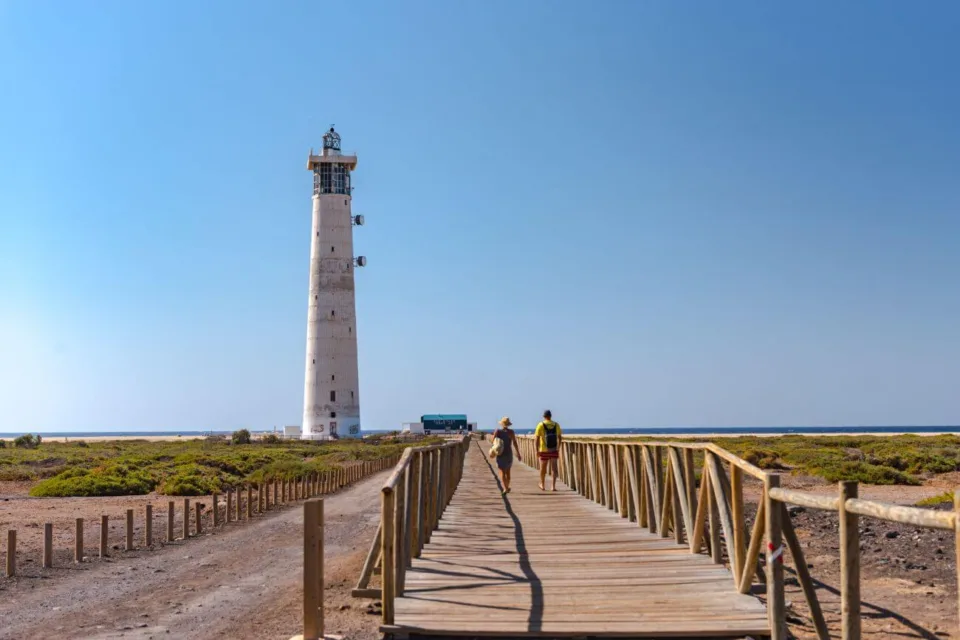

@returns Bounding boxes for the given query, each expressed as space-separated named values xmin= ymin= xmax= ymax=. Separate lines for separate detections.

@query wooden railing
xmin=352 ymin=436 xmax=471 ymax=625
xmin=513 ymin=435 xmax=960 ymax=640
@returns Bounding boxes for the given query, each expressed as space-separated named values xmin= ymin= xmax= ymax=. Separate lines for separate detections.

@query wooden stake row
xmin=1 ymin=456 xmax=398 ymax=578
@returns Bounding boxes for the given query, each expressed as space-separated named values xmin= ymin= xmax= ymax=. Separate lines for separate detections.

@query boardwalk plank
xmin=388 ymin=440 xmax=769 ymax=638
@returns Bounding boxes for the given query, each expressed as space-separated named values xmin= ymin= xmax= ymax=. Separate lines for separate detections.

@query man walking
xmin=534 ymin=410 xmax=562 ymax=491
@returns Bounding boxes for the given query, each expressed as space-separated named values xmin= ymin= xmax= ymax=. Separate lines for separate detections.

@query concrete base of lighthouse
xmin=301 ymin=415 xmax=361 ymax=441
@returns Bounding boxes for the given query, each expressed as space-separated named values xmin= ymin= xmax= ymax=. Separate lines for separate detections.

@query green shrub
xmin=742 ymin=449 xmax=782 ymax=469
xmin=14 ymin=434 xmax=41 ymax=449
xmin=261 ymin=433 xmax=282 ymax=444
xmin=0 ymin=440 xmax=6 ymax=448
xmin=158 ymin=463 xmax=223 ymax=496
xmin=31 ymin=466 xmax=154 ymax=497
xmin=232 ymin=429 xmax=252 ymax=445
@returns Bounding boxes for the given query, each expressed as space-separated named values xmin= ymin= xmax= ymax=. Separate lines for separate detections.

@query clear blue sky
xmin=2 ymin=1 xmax=958 ymax=432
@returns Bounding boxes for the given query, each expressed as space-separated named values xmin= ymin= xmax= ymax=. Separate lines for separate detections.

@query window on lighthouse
xmin=316 ymin=163 xmax=351 ymax=195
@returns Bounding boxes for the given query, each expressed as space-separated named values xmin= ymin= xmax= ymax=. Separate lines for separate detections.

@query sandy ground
xmin=0 ymin=475 xmax=385 ymax=640
xmin=0 ymin=435 xmax=215 ymax=442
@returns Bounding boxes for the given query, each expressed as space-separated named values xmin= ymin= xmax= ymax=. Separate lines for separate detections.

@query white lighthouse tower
xmin=301 ymin=127 xmax=365 ymax=440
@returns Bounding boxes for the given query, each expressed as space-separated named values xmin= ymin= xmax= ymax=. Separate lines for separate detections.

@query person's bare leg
xmin=498 ymin=467 xmax=506 ymax=491
xmin=504 ymin=467 xmax=512 ymax=492
xmin=539 ymin=459 xmax=547 ymax=490
xmin=550 ymin=459 xmax=559 ymax=491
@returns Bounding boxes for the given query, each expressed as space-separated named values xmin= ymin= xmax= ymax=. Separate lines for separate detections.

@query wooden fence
xmin=352 ymin=436 xmax=472 ymax=625
xmin=1 ymin=458 xmax=397 ymax=578
xmin=514 ymin=435 xmax=960 ymax=640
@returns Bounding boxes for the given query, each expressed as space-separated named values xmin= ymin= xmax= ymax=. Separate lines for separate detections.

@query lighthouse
xmin=301 ymin=127 xmax=365 ymax=440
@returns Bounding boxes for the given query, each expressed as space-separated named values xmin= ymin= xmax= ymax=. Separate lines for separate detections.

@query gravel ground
xmin=0 ymin=475 xmax=385 ymax=640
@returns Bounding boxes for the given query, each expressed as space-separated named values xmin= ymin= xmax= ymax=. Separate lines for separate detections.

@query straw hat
xmin=498 ymin=416 xmax=513 ymax=427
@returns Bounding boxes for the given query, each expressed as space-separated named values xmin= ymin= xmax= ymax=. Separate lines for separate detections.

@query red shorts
xmin=538 ymin=451 xmax=559 ymax=461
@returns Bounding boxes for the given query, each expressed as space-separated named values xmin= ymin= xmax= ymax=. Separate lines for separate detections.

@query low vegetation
xmin=0 ymin=434 xmax=439 ymax=497
xmin=916 ymin=491 xmax=954 ymax=507
xmin=623 ymin=434 xmax=960 ymax=486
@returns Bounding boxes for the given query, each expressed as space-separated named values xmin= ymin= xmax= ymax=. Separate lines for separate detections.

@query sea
xmin=2 ymin=425 xmax=958 ymax=439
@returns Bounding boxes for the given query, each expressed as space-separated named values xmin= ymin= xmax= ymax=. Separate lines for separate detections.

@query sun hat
xmin=498 ymin=416 xmax=513 ymax=427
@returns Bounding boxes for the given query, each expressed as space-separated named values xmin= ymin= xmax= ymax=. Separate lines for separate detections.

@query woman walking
xmin=493 ymin=417 xmax=520 ymax=495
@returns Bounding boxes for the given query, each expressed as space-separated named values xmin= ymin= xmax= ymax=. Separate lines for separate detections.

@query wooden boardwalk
xmin=389 ymin=440 xmax=769 ymax=637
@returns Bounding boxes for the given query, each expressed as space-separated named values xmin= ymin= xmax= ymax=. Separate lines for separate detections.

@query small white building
xmin=284 ymin=425 xmax=302 ymax=439
xmin=401 ymin=422 xmax=424 ymax=435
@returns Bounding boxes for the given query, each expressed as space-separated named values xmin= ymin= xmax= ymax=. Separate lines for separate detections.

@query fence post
xmin=5 ymin=530 xmax=15 ymax=577
xmin=213 ymin=494 xmax=219 ymax=527
xmin=167 ymin=501 xmax=175 ymax=542
xmin=126 ymin=509 xmax=134 ymax=551
xmin=43 ymin=523 xmax=53 ymax=568
xmin=273 ymin=479 xmax=278 ymax=506
xmin=75 ymin=518 xmax=84 ymax=563
xmin=236 ymin=487 xmax=242 ymax=520
xmin=258 ymin=483 xmax=264 ymax=512
xmin=955 ymin=489 xmax=960 ymax=632
xmin=100 ymin=515 xmax=109 ymax=557
xmin=381 ymin=487 xmax=396 ymax=626
xmin=195 ymin=502 xmax=203 ymax=535
xmin=227 ymin=490 xmax=233 ymax=523
xmin=765 ymin=474 xmax=786 ymax=640
xmin=145 ymin=505 xmax=153 ymax=547
xmin=839 ymin=481 xmax=860 ymax=640
xmin=247 ymin=485 xmax=253 ymax=518
xmin=183 ymin=499 xmax=190 ymax=539
xmin=303 ymin=499 xmax=325 ymax=640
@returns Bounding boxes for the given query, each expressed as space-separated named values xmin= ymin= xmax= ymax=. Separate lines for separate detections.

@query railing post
xmin=303 ymin=498 xmax=324 ymax=640
xmin=167 ymin=501 xmax=175 ymax=542
xmin=955 ymin=489 xmax=960 ymax=632
xmin=381 ymin=487 xmax=396 ymax=626
xmin=395 ymin=466 xmax=408 ymax=595
xmin=765 ymin=474 xmax=786 ymax=640
xmin=839 ymin=481 xmax=860 ymax=640
xmin=731 ymin=464 xmax=746 ymax=576
xmin=411 ymin=451 xmax=423 ymax=558
xmin=683 ymin=449 xmax=698 ymax=534
xmin=183 ymin=499 xmax=190 ymax=539
xmin=423 ymin=450 xmax=435 ymax=543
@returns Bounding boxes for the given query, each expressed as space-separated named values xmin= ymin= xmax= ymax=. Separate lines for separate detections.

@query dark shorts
xmin=538 ymin=451 xmax=559 ymax=461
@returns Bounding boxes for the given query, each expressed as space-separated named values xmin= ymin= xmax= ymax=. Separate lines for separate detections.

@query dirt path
xmin=0 ymin=475 xmax=385 ymax=640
